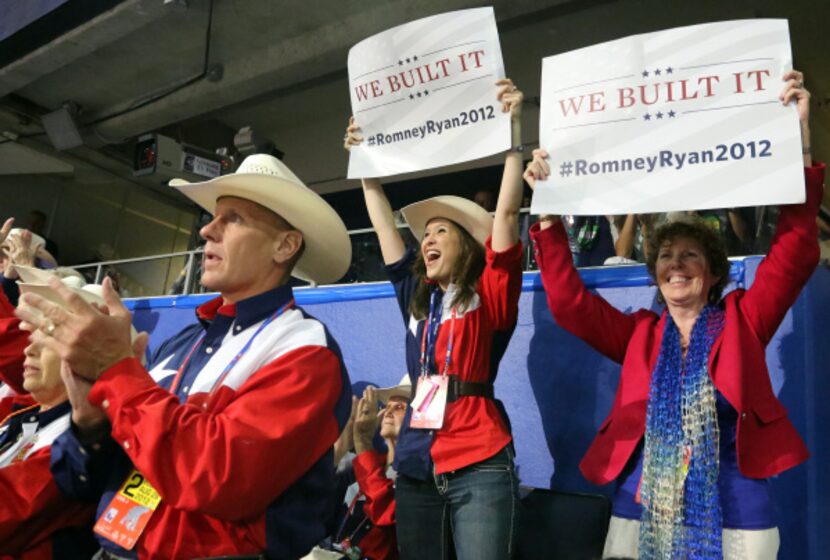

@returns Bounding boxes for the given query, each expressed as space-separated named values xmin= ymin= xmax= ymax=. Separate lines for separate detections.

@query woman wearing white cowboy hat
xmin=345 ymin=78 xmax=525 ymax=560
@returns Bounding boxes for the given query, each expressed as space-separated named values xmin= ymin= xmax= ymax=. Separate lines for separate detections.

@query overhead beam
xmin=91 ymin=0 xmax=577 ymax=142
xmin=0 ymin=0 xmax=169 ymax=98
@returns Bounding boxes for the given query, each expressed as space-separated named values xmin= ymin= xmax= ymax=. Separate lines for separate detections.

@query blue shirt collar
xmin=196 ymin=284 xmax=295 ymax=331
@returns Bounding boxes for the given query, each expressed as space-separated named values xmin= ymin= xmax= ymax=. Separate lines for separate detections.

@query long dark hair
xmin=409 ymin=220 xmax=486 ymax=320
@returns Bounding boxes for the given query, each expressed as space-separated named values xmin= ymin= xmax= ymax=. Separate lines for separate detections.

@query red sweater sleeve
xmin=353 ymin=450 xmax=396 ymax=527
xmin=739 ymin=163 xmax=825 ymax=344
xmin=478 ymin=237 xmax=523 ymax=329
xmin=0 ymin=291 xmax=27 ymax=395
xmin=89 ymin=346 xmax=344 ymax=521
xmin=0 ymin=447 xmax=94 ymax=553
xmin=530 ymin=220 xmax=639 ymax=363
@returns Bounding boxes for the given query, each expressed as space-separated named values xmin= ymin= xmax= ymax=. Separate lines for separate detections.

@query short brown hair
xmin=645 ymin=218 xmax=730 ymax=304
xmin=410 ymin=220 xmax=485 ymax=320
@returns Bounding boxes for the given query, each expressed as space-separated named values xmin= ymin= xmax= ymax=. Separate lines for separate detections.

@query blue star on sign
xmin=409 ymin=94 xmax=414 ymax=100
xmin=668 ymin=110 xmax=676 ymax=118
xmin=413 ymin=55 xmax=418 ymax=61
xmin=666 ymin=67 xmax=673 ymax=74
xmin=654 ymin=68 xmax=662 ymax=76
xmin=644 ymin=113 xmax=652 ymax=121
xmin=642 ymin=70 xmax=650 ymax=78
xmin=656 ymin=112 xmax=664 ymax=119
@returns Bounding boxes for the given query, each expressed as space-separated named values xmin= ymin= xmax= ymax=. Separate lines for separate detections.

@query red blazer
xmin=530 ymin=164 xmax=825 ymax=485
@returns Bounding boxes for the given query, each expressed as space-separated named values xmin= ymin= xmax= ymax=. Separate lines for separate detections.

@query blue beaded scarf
xmin=639 ymin=304 xmax=725 ymax=559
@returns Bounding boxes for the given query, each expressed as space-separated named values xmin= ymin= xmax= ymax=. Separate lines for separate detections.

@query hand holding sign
xmin=531 ymin=20 xmax=806 ymax=216
xmin=346 ymin=8 xmax=510 ymax=179
xmin=779 ymin=69 xmax=812 ymax=166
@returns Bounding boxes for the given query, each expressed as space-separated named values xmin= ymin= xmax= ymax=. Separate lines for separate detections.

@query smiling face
xmin=655 ymin=236 xmax=720 ymax=313
xmin=421 ymin=218 xmax=463 ymax=290
xmin=22 ymin=338 xmax=65 ymax=408
xmin=379 ymin=397 xmax=408 ymax=441
xmin=199 ymin=197 xmax=302 ymax=303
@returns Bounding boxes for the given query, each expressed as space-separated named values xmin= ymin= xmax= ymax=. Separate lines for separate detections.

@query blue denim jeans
xmin=395 ymin=446 xmax=519 ymax=560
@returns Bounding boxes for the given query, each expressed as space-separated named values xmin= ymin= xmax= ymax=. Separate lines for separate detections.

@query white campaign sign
xmin=532 ymin=19 xmax=804 ymax=216
xmin=347 ymin=8 xmax=510 ymax=179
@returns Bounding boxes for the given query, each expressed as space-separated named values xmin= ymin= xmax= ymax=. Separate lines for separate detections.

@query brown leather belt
xmin=410 ymin=374 xmax=494 ymax=402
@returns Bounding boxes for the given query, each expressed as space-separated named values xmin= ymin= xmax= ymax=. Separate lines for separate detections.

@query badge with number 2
xmin=94 ymin=469 xmax=162 ymax=550
xmin=410 ymin=375 xmax=449 ymax=430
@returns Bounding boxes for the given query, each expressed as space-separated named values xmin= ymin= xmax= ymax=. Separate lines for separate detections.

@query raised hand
xmin=60 ymin=360 xmax=108 ymax=431
xmin=523 ymin=148 xmax=550 ymax=190
xmin=2 ymin=230 xmax=36 ymax=277
xmin=496 ymin=78 xmax=524 ymax=122
xmin=353 ymin=385 xmax=381 ymax=454
xmin=16 ymin=276 xmax=141 ymax=381
xmin=343 ymin=116 xmax=363 ymax=151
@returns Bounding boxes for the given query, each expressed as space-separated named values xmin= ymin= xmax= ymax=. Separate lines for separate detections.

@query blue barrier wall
xmin=125 ymin=259 xmax=829 ymax=560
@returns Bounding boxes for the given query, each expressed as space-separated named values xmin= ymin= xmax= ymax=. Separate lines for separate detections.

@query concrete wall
xmin=0 ymin=173 xmax=197 ymax=295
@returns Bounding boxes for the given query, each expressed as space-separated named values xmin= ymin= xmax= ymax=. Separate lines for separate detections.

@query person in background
xmin=689 ymin=207 xmax=755 ymax=256
xmin=326 ymin=379 xmax=410 ymax=560
xmin=473 ymin=188 xmax=497 ymax=213
xmin=525 ymin=70 xmax=821 ymax=559
xmin=563 ymin=215 xmax=616 ymax=266
xmin=27 ymin=210 xmax=60 ymax=261
xmin=611 ymin=214 xmax=658 ymax=263
xmin=1 ymin=219 xmax=59 ymax=307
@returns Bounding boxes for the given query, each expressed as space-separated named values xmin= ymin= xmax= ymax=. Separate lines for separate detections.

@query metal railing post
xmin=183 ymin=251 xmax=196 ymax=296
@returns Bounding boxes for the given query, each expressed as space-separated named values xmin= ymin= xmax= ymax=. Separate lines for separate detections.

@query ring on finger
xmin=43 ymin=319 xmax=57 ymax=336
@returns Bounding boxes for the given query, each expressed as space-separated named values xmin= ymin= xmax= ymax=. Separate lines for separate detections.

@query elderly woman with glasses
xmin=524 ymin=70 xmax=823 ymax=559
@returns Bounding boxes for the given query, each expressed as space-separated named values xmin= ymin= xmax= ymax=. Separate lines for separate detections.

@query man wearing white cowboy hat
xmin=17 ymin=154 xmax=354 ymax=559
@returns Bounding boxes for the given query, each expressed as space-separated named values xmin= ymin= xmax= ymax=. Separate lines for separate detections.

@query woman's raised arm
xmin=344 ymin=117 xmax=406 ymax=265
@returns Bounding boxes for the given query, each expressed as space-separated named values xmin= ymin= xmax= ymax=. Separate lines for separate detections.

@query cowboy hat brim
xmin=375 ymin=373 xmax=412 ymax=403
xmin=11 ymin=264 xmax=54 ymax=285
xmin=19 ymin=282 xmax=105 ymax=308
xmin=375 ymin=384 xmax=412 ymax=403
xmin=18 ymin=282 xmax=140 ymax=341
xmin=401 ymin=196 xmax=493 ymax=246
xmin=170 ymin=173 xmax=351 ymax=284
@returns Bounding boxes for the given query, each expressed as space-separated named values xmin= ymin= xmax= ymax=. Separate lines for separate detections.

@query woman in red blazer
xmin=525 ymin=70 xmax=824 ymax=559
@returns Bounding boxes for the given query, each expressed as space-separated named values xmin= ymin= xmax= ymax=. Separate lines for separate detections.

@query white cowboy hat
xmin=169 ymin=154 xmax=351 ymax=284
xmin=17 ymin=276 xmax=140 ymax=342
xmin=400 ymin=196 xmax=493 ymax=246
xmin=375 ymin=374 xmax=412 ymax=404
xmin=12 ymin=265 xmax=86 ymax=288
